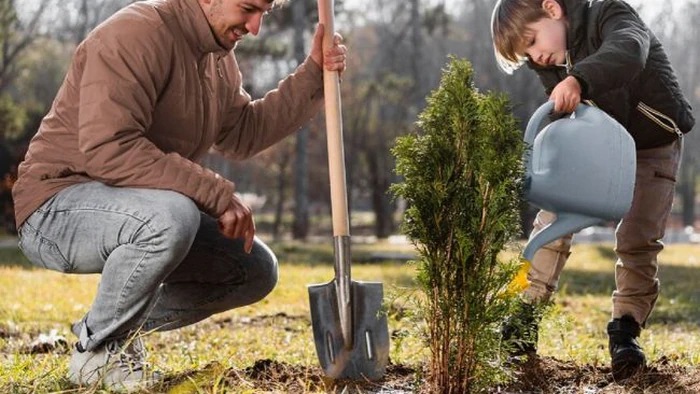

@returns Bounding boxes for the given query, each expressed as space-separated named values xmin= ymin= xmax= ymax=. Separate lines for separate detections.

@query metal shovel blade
xmin=308 ymin=279 xmax=389 ymax=380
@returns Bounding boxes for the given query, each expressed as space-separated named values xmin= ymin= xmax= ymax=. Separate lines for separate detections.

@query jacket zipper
xmin=196 ymin=58 xmax=209 ymax=156
xmin=216 ymin=56 xmax=224 ymax=78
xmin=637 ymin=101 xmax=683 ymax=138
xmin=565 ymin=52 xmax=683 ymax=139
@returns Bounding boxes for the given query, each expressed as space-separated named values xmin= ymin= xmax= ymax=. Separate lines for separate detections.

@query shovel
xmin=307 ymin=0 xmax=389 ymax=380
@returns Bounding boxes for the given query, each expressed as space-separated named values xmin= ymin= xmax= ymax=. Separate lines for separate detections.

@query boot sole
xmin=611 ymin=351 xmax=646 ymax=381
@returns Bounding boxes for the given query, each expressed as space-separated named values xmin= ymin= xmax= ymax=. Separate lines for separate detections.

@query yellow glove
xmin=505 ymin=259 xmax=531 ymax=295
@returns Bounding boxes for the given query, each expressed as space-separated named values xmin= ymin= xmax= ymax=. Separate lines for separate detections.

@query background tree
xmin=291 ymin=0 xmax=311 ymax=240
xmin=3 ymin=0 xmax=697 ymax=240
xmin=653 ymin=1 xmax=700 ymax=228
xmin=0 ymin=0 xmax=51 ymax=94
xmin=50 ymin=0 xmax=137 ymax=45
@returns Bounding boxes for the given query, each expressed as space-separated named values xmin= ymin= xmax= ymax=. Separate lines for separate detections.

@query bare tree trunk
xmin=367 ymin=104 xmax=395 ymax=239
xmin=680 ymin=162 xmax=696 ymax=227
xmin=76 ymin=0 xmax=89 ymax=45
xmin=672 ymin=3 xmax=700 ymax=229
xmin=345 ymin=93 xmax=367 ymax=223
xmin=273 ymin=153 xmax=290 ymax=240
xmin=410 ymin=0 xmax=422 ymax=109
xmin=0 ymin=0 xmax=50 ymax=93
xmin=367 ymin=147 xmax=394 ymax=238
xmin=291 ymin=0 xmax=309 ymax=239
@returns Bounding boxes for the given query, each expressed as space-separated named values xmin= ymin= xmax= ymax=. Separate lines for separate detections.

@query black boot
xmin=502 ymin=301 xmax=540 ymax=356
xmin=607 ymin=315 xmax=646 ymax=380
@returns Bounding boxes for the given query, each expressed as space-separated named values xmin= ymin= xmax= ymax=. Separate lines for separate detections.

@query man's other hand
xmin=218 ymin=194 xmax=255 ymax=253
xmin=310 ymin=23 xmax=347 ymax=75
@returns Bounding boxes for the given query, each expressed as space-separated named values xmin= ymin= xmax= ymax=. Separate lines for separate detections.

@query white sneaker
xmin=68 ymin=336 xmax=159 ymax=391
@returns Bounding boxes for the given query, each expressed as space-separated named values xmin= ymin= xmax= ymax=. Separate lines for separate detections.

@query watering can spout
xmin=523 ymin=213 xmax=603 ymax=262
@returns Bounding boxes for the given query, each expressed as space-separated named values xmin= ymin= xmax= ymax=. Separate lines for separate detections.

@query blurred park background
xmin=1 ymin=2 xmax=700 ymax=392
xmin=0 ymin=0 xmax=698 ymax=241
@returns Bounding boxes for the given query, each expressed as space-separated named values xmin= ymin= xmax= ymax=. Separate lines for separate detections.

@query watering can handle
xmin=524 ymin=101 xmax=554 ymax=146
xmin=524 ymin=101 xmax=592 ymax=145
xmin=523 ymin=102 xmax=590 ymax=181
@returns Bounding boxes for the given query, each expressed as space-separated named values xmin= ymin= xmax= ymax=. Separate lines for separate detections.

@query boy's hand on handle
xmin=310 ymin=23 xmax=347 ymax=75
xmin=218 ymin=194 xmax=255 ymax=253
xmin=550 ymin=75 xmax=582 ymax=114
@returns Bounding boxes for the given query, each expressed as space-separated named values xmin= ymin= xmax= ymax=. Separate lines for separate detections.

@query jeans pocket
xmin=18 ymin=223 xmax=73 ymax=273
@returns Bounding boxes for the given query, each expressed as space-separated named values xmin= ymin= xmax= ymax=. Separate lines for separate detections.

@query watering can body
xmin=522 ymin=102 xmax=636 ymax=261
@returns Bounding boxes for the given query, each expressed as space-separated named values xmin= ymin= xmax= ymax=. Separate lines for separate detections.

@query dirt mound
xmin=242 ymin=359 xmax=324 ymax=391
xmin=506 ymin=356 xmax=700 ymax=394
xmin=240 ymin=359 xmax=418 ymax=393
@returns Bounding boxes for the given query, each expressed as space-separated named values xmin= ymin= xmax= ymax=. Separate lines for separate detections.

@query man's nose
xmin=246 ymin=13 xmax=264 ymax=36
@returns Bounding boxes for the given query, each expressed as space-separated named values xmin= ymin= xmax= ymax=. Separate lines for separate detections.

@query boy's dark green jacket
xmin=527 ymin=0 xmax=695 ymax=149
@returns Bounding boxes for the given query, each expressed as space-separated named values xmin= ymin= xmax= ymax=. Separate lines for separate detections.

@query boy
xmin=491 ymin=0 xmax=695 ymax=380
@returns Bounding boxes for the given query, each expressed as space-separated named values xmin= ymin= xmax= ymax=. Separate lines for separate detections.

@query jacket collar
xmin=561 ymin=0 xmax=591 ymax=58
xmin=173 ymin=0 xmax=229 ymax=57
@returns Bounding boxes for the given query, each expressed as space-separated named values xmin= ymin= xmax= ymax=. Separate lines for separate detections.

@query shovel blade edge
xmin=308 ymin=280 xmax=389 ymax=380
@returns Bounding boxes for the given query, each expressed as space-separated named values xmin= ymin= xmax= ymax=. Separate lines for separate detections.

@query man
xmin=12 ymin=0 xmax=347 ymax=390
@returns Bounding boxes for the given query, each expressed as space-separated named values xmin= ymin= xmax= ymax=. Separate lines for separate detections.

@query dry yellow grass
xmin=0 ymin=240 xmax=698 ymax=393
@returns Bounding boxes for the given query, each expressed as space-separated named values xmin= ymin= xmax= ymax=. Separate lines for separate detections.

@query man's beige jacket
xmin=13 ymin=0 xmax=323 ymax=226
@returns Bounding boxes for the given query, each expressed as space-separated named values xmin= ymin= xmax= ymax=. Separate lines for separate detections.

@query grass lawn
xmin=1 ymin=239 xmax=699 ymax=393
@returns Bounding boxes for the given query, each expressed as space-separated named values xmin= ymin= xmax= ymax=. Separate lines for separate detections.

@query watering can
xmin=521 ymin=101 xmax=636 ymax=263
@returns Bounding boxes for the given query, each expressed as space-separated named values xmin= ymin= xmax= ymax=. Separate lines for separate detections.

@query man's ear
xmin=542 ymin=0 xmax=564 ymax=19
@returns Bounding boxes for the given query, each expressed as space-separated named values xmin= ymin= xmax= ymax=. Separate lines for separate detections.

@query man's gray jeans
xmin=18 ymin=182 xmax=278 ymax=352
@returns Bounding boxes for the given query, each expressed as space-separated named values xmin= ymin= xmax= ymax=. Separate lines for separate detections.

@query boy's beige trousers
xmin=524 ymin=139 xmax=682 ymax=326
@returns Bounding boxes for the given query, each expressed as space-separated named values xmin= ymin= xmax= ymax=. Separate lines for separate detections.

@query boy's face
xmin=199 ymin=0 xmax=273 ymax=50
xmin=521 ymin=0 xmax=567 ymax=66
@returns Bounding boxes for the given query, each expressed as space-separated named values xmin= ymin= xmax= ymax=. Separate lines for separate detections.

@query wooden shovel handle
xmin=318 ymin=0 xmax=349 ymax=237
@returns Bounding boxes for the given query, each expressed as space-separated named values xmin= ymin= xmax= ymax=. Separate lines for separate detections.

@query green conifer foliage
xmin=392 ymin=58 xmax=524 ymax=393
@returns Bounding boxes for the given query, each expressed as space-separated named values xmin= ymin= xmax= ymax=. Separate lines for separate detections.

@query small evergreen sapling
xmin=392 ymin=58 xmax=525 ymax=393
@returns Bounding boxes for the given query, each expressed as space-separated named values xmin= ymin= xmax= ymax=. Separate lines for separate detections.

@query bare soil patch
xmin=238 ymin=359 xmax=418 ymax=393
xmin=502 ymin=355 xmax=700 ymax=394
xmin=214 ymin=312 xmax=310 ymax=333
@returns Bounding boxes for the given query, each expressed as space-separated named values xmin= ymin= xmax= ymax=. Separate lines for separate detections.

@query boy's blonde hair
xmin=490 ymin=0 xmax=557 ymax=73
